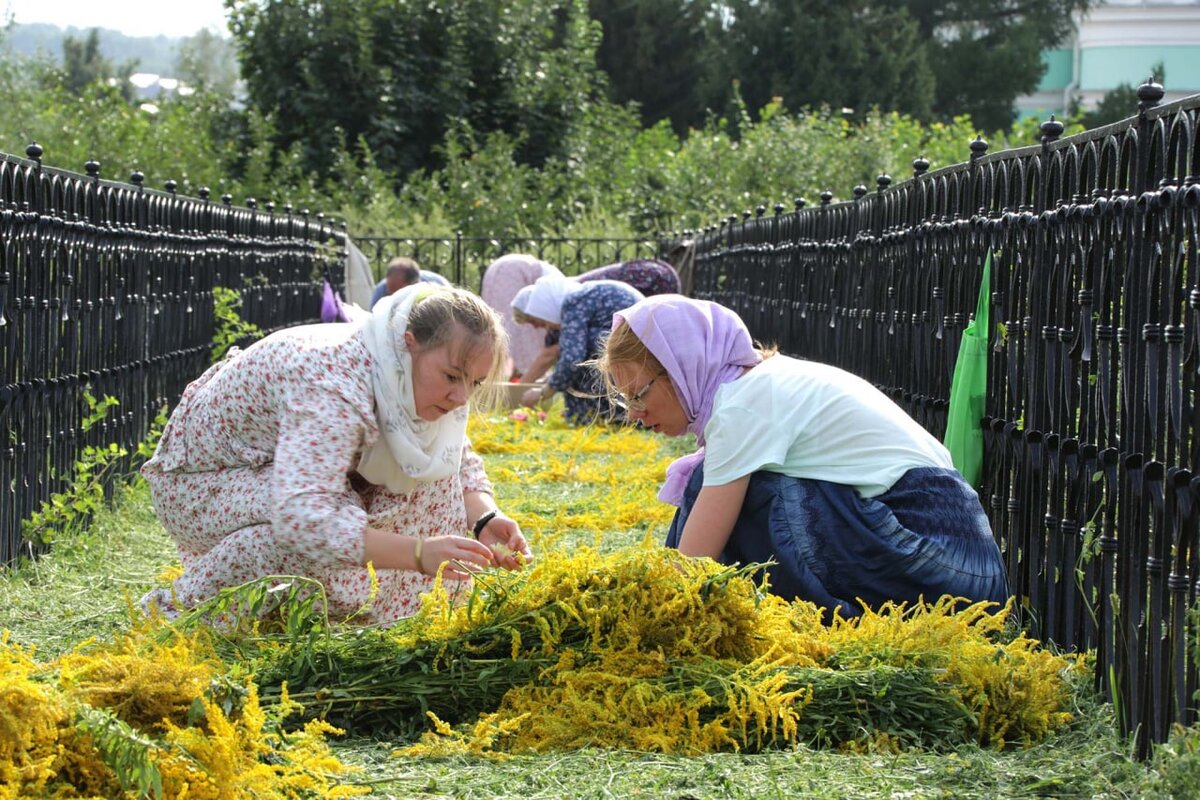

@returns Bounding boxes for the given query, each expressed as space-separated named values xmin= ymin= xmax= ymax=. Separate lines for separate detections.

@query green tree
xmin=175 ymin=29 xmax=239 ymax=97
xmin=225 ymin=0 xmax=608 ymax=180
xmin=706 ymin=0 xmax=1089 ymax=132
xmin=902 ymin=0 xmax=1093 ymax=131
xmin=587 ymin=0 xmax=716 ymax=135
xmin=60 ymin=28 xmax=137 ymax=100
xmin=713 ymin=0 xmax=935 ymax=126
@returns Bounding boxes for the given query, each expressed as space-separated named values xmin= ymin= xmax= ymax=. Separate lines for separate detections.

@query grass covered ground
xmin=2 ymin=410 xmax=1197 ymax=799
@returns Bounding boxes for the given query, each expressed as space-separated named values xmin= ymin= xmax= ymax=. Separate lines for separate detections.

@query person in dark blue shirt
xmin=370 ymin=257 xmax=452 ymax=308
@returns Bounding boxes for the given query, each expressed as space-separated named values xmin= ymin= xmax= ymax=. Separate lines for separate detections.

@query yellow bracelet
xmin=413 ymin=538 xmax=424 ymax=573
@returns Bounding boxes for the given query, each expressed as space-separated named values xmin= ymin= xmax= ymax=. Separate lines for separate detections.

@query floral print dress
xmin=576 ymin=259 xmax=680 ymax=297
xmin=141 ymin=322 xmax=492 ymax=625
xmin=546 ymin=280 xmax=645 ymax=424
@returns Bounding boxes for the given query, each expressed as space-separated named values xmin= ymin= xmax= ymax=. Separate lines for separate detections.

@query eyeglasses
xmin=615 ymin=376 xmax=657 ymax=412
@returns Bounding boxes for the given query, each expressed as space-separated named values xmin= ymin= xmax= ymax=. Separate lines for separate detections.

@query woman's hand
xmin=520 ymin=387 xmax=544 ymax=408
xmin=416 ymin=535 xmax=496 ymax=580
xmin=477 ymin=513 xmax=533 ymax=570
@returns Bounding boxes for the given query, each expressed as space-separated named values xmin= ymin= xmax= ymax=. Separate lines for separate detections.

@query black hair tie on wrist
xmin=472 ymin=510 xmax=499 ymax=538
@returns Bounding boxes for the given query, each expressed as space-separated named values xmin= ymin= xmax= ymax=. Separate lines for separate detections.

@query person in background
xmin=141 ymin=285 xmax=531 ymax=625
xmin=511 ymin=257 xmax=680 ymax=385
xmin=370 ymin=257 xmax=452 ymax=309
xmin=575 ymin=258 xmax=680 ymax=297
xmin=511 ymin=274 xmax=643 ymax=424
xmin=593 ymin=294 xmax=1009 ymax=621
xmin=480 ymin=254 xmax=564 ymax=379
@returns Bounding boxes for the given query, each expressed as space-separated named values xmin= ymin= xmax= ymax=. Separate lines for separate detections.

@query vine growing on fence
xmin=211 ymin=286 xmax=263 ymax=363
xmin=20 ymin=392 xmax=168 ymax=549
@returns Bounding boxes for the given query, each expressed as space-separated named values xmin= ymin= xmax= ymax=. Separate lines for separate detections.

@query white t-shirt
xmin=702 ymin=355 xmax=954 ymax=497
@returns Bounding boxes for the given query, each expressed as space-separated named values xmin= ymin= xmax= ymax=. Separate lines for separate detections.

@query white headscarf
xmin=519 ymin=274 xmax=579 ymax=325
xmin=511 ymin=284 xmax=535 ymax=317
xmin=357 ymin=284 xmax=468 ymax=495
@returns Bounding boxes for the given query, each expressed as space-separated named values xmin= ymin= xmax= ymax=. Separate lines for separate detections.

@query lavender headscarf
xmin=613 ymin=295 xmax=761 ymax=505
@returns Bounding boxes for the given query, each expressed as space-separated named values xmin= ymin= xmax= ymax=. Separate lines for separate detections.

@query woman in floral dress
xmin=141 ymin=285 xmax=531 ymax=625
xmin=511 ymin=275 xmax=644 ymax=424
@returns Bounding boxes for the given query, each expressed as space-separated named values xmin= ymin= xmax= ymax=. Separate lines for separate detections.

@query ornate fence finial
xmin=820 ymin=189 xmax=833 ymax=206
xmin=795 ymin=196 xmax=807 ymax=210
xmin=876 ymin=174 xmax=892 ymax=192
xmin=84 ymin=160 xmax=100 ymax=181
xmin=198 ymin=187 xmax=210 ymax=200
xmin=970 ymin=135 xmax=989 ymax=164
xmin=164 ymin=179 xmax=177 ymax=195
xmin=1041 ymin=115 xmax=1064 ymax=149
xmin=246 ymin=198 xmax=257 ymax=210
xmin=1137 ymin=78 xmax=1165 ymax=113
xmin=912 ymin=155 xmax=930 ymax=177
xmin=756 ymin=204 xmax=766 ymax=218
xmin=130 ymin=171 xmax=144 ymax=188
xmin=222 ymin=193 xmax=233 ymax=205
xmin=25 ymin=142 xmax=43 ymax=165
xmin=853 ymin=184 xmax=868 ymax=200
xmin=774 ymin=202 xmax=784 ymax=216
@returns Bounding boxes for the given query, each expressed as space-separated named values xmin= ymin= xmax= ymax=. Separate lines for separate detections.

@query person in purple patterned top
xmin=575 ymin=258 xmax=680 ymax=297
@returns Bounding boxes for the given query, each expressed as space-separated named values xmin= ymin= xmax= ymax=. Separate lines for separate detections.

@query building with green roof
xmin=1015 ymin=0 xmax=1200 ymax=120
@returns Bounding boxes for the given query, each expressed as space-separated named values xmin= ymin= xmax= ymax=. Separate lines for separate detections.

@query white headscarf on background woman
xmin=520 ymin=274 xmax=579 ymax=325
xmin=357 ymin=284 xmax=468 ymax=495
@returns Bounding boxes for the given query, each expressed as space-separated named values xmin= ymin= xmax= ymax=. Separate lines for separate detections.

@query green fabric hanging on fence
xmin=943 ymin=250 xmax=992 ymax=487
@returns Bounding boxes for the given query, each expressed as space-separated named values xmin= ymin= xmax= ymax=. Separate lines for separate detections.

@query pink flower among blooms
xmin=511 ymin=410 xmax=529 ymax=422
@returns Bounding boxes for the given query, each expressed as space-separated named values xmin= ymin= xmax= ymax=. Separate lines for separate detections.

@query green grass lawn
xmin=2 ymin=414 xmax=1196 ymax=799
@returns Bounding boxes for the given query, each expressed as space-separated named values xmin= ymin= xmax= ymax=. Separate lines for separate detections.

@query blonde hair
xmin=592 ymin=320 xmax=665 ymax=403
xmin=407 ymin=287 xmax=509 ymax=412
xmin=511 ymin=305 xmax=536 ymax=326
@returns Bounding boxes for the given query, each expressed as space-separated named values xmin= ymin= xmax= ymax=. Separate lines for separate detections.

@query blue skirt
xmin=665 ymin=465 xmax=1010 ymax=621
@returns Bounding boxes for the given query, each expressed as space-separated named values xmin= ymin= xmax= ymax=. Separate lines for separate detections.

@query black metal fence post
xmin=0 ymin=145 xmax=343 ymax=567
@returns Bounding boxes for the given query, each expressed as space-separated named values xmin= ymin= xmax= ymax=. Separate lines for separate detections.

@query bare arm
xmin=675 ymin=477 xmax=752 ymax=560
xmin=519 ymin=344 xmax=560 ymax=384
xmin=362 ymin=527 xmax=494 ymax=581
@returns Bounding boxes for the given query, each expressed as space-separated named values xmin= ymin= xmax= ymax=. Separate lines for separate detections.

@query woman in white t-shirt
xmin=595 ymin=294 xmax=1008 ymax=621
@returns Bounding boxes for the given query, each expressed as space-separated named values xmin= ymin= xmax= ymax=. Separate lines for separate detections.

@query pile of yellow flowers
xmin=250 ymin=540 xmax=1081 ymax=757
xmin=0 ymin=623 xmax=364 ymax=799
xmin=245 ymin=413 xmax=1083 ymax=757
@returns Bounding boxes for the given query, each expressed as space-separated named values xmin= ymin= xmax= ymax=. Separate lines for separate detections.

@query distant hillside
xmin=2 ymin=22 xmax=201 ymax=76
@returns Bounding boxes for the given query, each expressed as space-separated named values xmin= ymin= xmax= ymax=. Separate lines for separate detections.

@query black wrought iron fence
xmin=354 ymin=234 xmax=661 ymax=289
xmin=0 ymin=144 xmax=343 ymax=567
xmin=683 ymin=82 xmax=1200 ymax=754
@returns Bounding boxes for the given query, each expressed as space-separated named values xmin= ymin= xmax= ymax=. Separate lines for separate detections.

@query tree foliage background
xmin=0 ymin=0 xmax=1110 ymax=241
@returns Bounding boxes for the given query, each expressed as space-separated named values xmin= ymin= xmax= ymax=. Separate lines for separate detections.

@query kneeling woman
xmin=141 ymin=285 xmax=531 ymax=625
xmin=512 ymin=274 xmax=644 ymax=424
xmin=596 ymin=294 xmax=1008 ymax=620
